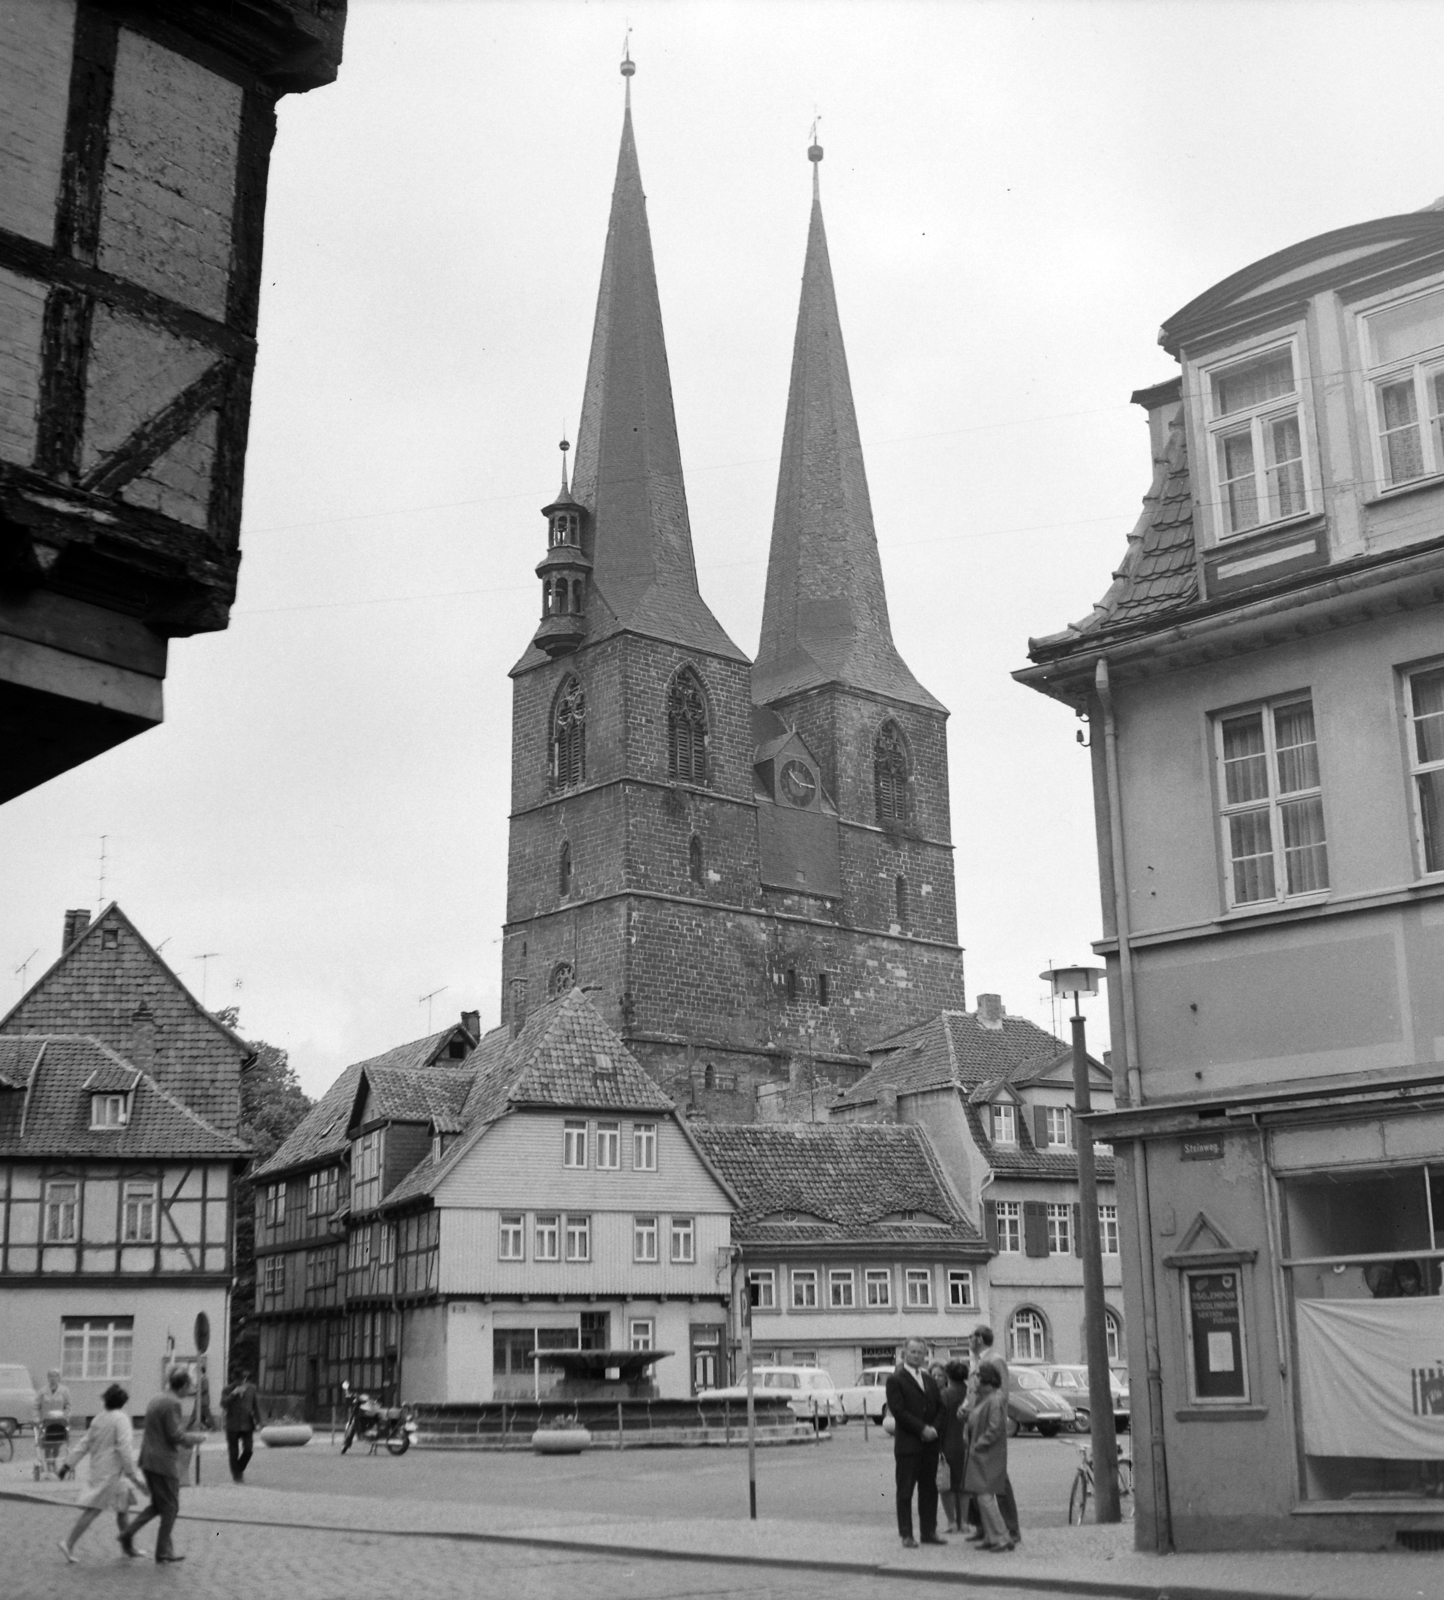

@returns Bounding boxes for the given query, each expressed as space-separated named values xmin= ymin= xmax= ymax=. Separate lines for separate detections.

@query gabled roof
xmin=0 ymin=904 xmax=251 ymax=1135
xmin=0 ymin=1036 xmax=247 ymax=1159
xmin=752 ymin=158 xmax=942 ymax=714
xmin=692 ymin=1122 xmax=982 ymax=1252
xmin=352 ymin=1065 xmax=474 ymax=1131
xmin=962 ymin=1099 xmax=1115 ymax=1183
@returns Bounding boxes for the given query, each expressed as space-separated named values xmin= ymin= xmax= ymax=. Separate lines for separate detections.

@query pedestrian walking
xmin=57 ymin=1384 xmax=147 ymax=1564
xmin=884 ymin=1337 xmax=947 ymax=1548
xmin=963 ymin=1364 xmax=1014 ymax=1551
xmin=220 ymin=1368 xmax=263 ymax=1483
xmin=120 ymin=1367 xmax=206 ymax=1563
xmin=968 ymin=1324 xmax=1021 ymax=1543
xmin=937 ymin=1358 xmax=970 ymax=1534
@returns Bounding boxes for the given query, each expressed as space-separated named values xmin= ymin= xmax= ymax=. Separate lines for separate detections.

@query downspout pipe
xmin=1096 ymin=657 xmax=1172 ymax=1551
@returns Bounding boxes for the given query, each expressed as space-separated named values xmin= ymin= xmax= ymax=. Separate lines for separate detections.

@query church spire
xmin=559 ymin=53 xmax=744 ymax=664
xmin=752 ymin=139 xmax=942 ymax=711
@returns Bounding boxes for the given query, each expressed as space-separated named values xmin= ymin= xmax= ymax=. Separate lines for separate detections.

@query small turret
xmin=532 ymin=439 xmax=592 ymax=657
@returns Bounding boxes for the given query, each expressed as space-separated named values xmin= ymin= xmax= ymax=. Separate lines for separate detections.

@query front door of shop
xmin=691 ymin=1326 xmax=721 ymax=1394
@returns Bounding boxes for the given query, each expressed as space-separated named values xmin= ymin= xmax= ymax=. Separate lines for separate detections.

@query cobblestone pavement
xmin=0 ymin=1496 xmax=1032 ymax=1600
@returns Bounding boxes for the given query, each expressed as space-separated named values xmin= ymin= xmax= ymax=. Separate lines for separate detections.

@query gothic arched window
xmin=550 ymin=677 xmax=586 ymax=790
xmin=874 ymin=721 xmax=909 ymax=824
xmin=559 ymin=840 xmax=572 ymax=898
xmin=668 ymin=670 xmax=708 ymax=785
xmin=550 ymin=960 xmax=575 ymax=998
xmin=688 ymin=835 xmax=703 ymax=886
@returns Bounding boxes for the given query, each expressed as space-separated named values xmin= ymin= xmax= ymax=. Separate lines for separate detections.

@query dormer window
xmin=1363 ymin=287 xmax=1444 ymax=490
xmin=991 ymin=1102 xmax=1017 ymax=1144
xmin=1204 ymin=341 xmax=1309 ymax=536
xmin=91 ymin=1093 xmax=129 ymax=1129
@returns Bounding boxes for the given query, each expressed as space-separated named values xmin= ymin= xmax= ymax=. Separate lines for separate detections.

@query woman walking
xmin=937 ymin=1359 xmax=971 ymax=1534
xmin=963 ymin=1364 xmax=1013 ymax=1551
xmin=57 ymin=1384 xmax=147 ymax=1563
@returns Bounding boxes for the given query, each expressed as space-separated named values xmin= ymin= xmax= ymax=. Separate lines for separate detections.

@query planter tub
xmin=259 ymin=1423 xmax=313 ymax=1448
xmin=531 ymin=1427 xmax=591 ymax=1456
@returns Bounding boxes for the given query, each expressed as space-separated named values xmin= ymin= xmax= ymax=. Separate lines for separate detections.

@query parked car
xmin=1039 ymin=1364 xmax=1131 ymax=1433
xmin=835 ymin=1366 xmax=894 ymax=1421
xmin=703 ymin=1366 xmax=846 ymax=1427
xmin=1006 ymin=1366 xmax=1076 ymax=1437
xmin=0 ymin=1364 xmax=35 ymax=1458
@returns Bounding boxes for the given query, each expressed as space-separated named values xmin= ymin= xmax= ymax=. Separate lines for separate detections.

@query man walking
xmin=220 ymin=1368 xmax=262 ymax=1483
xmin=885 ymin=1338 xmax=947 ymax=1548
xmin=967 ymin=1325 xmax=1021 ymax=1545
xmin=121 ymin=1368 xmax=204 ymax=1563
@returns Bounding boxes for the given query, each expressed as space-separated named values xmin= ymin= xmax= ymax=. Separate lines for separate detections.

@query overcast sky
xmin=5 ymin=0 xmax=1444 ymax=1098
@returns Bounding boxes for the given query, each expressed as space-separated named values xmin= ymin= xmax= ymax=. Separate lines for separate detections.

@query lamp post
xmin=1041 ymin=964 xmax=1120 ymax=1523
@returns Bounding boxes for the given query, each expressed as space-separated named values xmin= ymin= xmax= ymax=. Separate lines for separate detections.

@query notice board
xmin=1187 ymin=1270 xmax=1247 ymax=1401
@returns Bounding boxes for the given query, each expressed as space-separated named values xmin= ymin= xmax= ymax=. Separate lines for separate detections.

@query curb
xmin=0 ymin=1486 xmax=1325 ymax=1600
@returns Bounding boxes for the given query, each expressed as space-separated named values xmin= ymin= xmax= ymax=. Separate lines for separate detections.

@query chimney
xmin=460 ymin=1009 xmax=480 ymax=1040
xmin=63 ymin=908 xmax=90 ymax=951
xmin=976 ymin=994 xmax=1005 ymax=1031
xmin=131 ymin=1002 xmax=157 ymax=1074
xmin=877 ymin=1084 xmax=899 ymax=1124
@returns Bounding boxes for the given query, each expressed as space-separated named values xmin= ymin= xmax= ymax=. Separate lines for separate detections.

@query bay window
xmin=1217 ymin=697 xmax=1328 ymax=906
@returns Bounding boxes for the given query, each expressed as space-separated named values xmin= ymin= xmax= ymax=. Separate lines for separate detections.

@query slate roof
xmin=358 ymin=1066 xmax=474 ymax=1128
xmin=0 ymin=1036 xmax=247 ymax=1158
xmin=752 ymin=169 xmax=943 ymax=713
xmin=691 ymin=1122 xmax=984 ymax=1251
xmin=961 ymin=1100 xmax=1115 ymax=1183
xmin=0 ymin=904 xmax=250 ymax=1135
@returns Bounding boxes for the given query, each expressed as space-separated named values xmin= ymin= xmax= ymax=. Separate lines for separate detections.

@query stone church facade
xmin=501 ymin=82 xmax=965 ymax=1117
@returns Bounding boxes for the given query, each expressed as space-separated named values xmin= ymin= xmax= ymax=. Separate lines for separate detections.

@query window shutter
xmin=1023 ymin=1200 xmax=1048 ymax=1258
xmin=983 ymin=1200 xmax=998 ymax=1252
xmin=1034 ymin=1105 xmax=1050 ymax=1148
xmin=1073 ymin=1203 xmax=1082 ymax=1257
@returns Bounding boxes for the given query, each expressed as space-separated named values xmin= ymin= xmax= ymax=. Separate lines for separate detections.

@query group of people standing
xmin=885 ymin=1327 xmax=1021 ymax=1553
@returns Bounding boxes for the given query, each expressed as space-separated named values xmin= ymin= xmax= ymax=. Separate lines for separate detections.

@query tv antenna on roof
xmin=13 ymin=948 xmax=39 ymax=994
xmin=193 ymin=953 xmax=221 ymax=1007
xmin=96 ymin=835 xmax=108 ymax=912
xmin=419 ymin=986 xmax=448 ymax=1032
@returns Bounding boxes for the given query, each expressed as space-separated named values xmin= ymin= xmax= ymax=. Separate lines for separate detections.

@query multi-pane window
xmin=1105 ymin=1310 xmax=1122 ymax=1362
xmin=122 ymin=1181 xmax=156 ymax=1244
xmin=947 ymin=1269 xmax=974 ymax=1308
xmin=265 ymin=1182 xmax=286 ymax=1227
xmin=378 ymin=1224 xmax=396 ymax=1266
xmin=994 ymin=1200 xmax=1022 ymax=1253
xmin=44 ymin=1181 xmax=77 ymax=1242
xmin=565 ymin=1214 xmax=591 ymax=1262
xmin=306 ymin=1245 xmax=339 ymax=1289
xmin=1217 ymin=698 xmax=1327 ymax=905
xmin=865 ymin=1268 xmax=892 ymax=1307
xmin=1044 ymin=1106 xmax=1072 ymax=1148
xmin=791 ymin=1269 xmax=818 ymax=1308
xmin=670 ymin=1216 xmax=695 ymax=1263
xmin=1364 ymin=288 xmax=1444 ymax=488
xmin=633 ymin=1123 xmax=657 ymax=1170
xmin=1009 ymin=1308 xmax=1047 ymax=1363
xmin=535 ymin=1214 xmax=560 ymax=1261
xmin=61 ymin=1317 xmax=132 ymax=1380
xmin=991 ymin=1103 xmax=1017 ymax=1145
xmin=351 ymin=1129 xmax=384 ymax=1211
xmin=307 ymin=1167 xmax=338 ymax=1217
xmin=905 ymin=1268 xmax=933 ymax=1307
xmin=346 ymin=1227 xmax=370 ymax=1270
xmin=748 ymin=1268 xmax=776 ymax=1309
xmin=1099 ymin=1204 xmax=1120 ymax=1256
xmin=596 ymin=1122 xmax=620 ymax=1170
xmin=829 ymin=1269 xmax=855 ymax=1308
xmin=563 ymin=1121 xmax=587 ymax=1169
xmin=264 ymin=1255 xmax=285 ymax=1295
xmin=1046 ymin=1203 xmax=1072 ymax=1255
xmin=1407 ymin=666 xmax=1444 ymax=874
xmin=630 ymin=1319 xmax=654 ymax=1351
xmin=90 ymin=1093 xmax=128 ymax=1128
xmin=1206 ymin=343 xmax=1308 ymax=535
xmin=668 ymin=671 xmax=708 ymax=784
xmin=550 ymin=676 xmax=586 ymax=790
xmin=634 ymin=1215 xmax=658 ymax=1262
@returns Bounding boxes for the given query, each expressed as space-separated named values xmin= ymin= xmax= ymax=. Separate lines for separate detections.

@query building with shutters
xmin=830 ymin=995 xmax=1124 ymax=1374
xmin=501 ymin=67 xmax=967 ymax=1119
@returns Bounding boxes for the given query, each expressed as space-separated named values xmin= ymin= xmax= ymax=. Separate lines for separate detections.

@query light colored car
xmin=1039 ymin=1363 xmax=1131 ymax=1433
xmin=703 ymin=1366 xmax=846 ymax=1426
xmin=1006 ymin=1365 xmax=1077 ymax=1437
xmin=0 ymin=1364 xmax=35 ymax=1438
xmin=835 ymin=1365 xmax=894 ymax=1421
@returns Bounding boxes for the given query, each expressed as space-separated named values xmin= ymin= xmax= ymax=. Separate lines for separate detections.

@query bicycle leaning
xmin=1068 ymin=1438 xmax=1134 ymax=1525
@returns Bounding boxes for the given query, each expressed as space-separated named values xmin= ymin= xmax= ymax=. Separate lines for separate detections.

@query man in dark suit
xmin=885 ymin=1337 xmax=947 ymax=1547
xmin=121 ymin=1368 xmax=204 ymax=1563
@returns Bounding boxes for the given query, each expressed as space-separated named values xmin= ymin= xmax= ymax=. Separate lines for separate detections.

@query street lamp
xmin=1040 ymin=963 xmax=1121 ymax=1524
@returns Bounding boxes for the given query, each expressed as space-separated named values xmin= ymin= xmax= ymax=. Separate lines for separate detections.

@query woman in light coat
xmin=58 ymin=1384 xmax=147 ymax=1562
xmin=962 ymin=1364 xmax=1013 ymax=1550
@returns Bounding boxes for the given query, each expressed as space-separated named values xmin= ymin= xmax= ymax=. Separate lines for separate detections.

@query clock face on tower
xmin=779 ymin=759 xmax=817 ymax=808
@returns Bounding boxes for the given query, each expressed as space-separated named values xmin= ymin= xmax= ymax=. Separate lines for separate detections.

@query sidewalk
xmin=3 ymin=1452 xmax=1438 ymax=1600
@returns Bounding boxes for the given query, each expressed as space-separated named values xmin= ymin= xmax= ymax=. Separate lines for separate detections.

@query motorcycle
xmin=339 ymin=1380 xmax=417 ymax=1456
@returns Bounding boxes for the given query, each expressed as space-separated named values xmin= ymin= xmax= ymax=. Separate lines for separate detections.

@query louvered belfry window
xmin=551 ymin=677 xmax=586 ymax=790
xmin=668 ymin=671 xmax=708 ymax=784
xmin=874 ymin=721 xmax=909 ymax=823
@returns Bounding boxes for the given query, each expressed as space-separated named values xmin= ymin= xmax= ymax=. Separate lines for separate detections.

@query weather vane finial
xmin=621 ymin=26 xmax=635 ymax=104
xmin=808 ymin=111 xmax=823 ymax=197
xmin=559 ymin=427 xmax=571 ymax=495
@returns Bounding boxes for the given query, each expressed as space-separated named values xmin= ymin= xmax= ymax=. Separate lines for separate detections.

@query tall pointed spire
xmin=752 ymin=140 xmax=942 ymax=711
xmin=560 ymin=53 xmax=744 ymax=664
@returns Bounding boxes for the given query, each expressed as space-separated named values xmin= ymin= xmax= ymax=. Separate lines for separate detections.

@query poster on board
xmin=1187 ymin=1271 xmax=1247 ymax=1401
